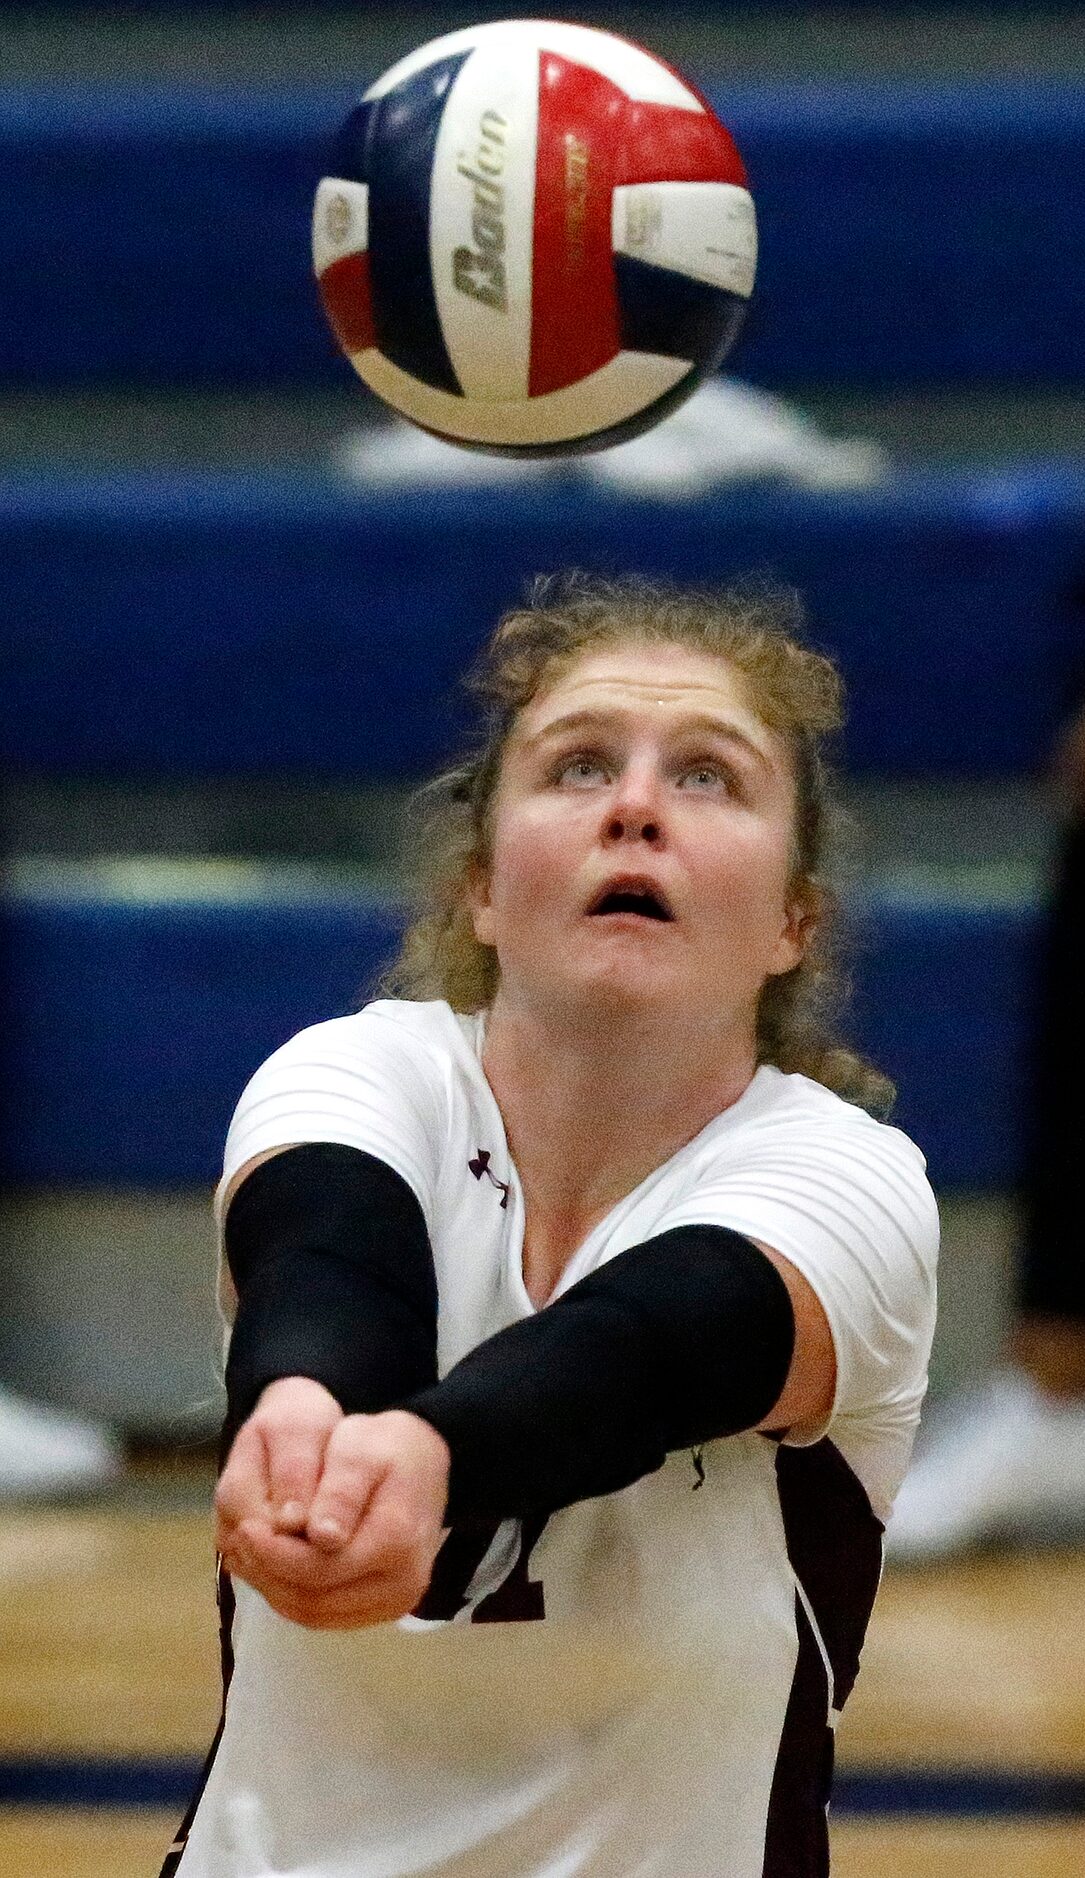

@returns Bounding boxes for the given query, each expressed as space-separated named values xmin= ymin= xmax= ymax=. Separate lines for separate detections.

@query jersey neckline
xmin=454 ymin=1006 xmax=782 ymax=1315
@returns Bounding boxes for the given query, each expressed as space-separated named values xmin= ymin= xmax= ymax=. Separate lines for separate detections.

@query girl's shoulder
xmin=689 ymin=1064 xmax=935 ymax=1216
xmin=258 ymin=997 xmax=484 ymax=1083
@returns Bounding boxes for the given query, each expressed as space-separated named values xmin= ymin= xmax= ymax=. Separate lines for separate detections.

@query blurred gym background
xmin=1 ymin=3 xmax=1083 ymax=1875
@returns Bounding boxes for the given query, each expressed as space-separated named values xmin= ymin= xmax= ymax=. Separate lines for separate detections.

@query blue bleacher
xmin=4 ymin=79 xmax=1084 ymax=389
xmin=2 ymin=867 xmax=406 ymax=1188
xmin=4 ymin=464 xmax=1085 ymax=780
xmin=853 ymin=882 xmax=1041 ymax=1188
xmin=1 ymin=866 xmax=1039 ymax=1192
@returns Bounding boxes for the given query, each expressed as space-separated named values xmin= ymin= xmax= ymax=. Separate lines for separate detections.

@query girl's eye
xmin=555 ymin=753 xmax=608 ymax=786
xmin=679 ymin=763 xmax=730 ymax=791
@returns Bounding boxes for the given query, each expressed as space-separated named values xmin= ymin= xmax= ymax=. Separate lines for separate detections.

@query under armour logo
xmin=468 ymin=1148 xmax=510 ymax=1209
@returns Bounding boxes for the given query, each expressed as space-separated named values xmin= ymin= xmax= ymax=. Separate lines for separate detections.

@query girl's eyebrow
xmin=524 ymin=707 xmax=774 ymax=773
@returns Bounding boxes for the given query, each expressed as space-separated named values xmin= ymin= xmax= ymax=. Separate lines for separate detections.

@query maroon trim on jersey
xmin=157 ymin=1562 xmax=237 ymax=1877
xmin=762 ymin=1591 xmax=833 ymax=1878
xmin=761 ymin=1439 xmax=884 ymax=1878
xmin=775 ymin=1439 xmax=884 ymax=1709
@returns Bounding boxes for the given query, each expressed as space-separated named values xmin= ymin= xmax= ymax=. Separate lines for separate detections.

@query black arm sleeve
xmin=222 ymin=1142 xmax=438 ymax=1447
xmin=403 ymin=1224 xmax=796 ymax=1522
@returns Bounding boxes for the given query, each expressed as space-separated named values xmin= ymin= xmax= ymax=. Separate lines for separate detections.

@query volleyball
xmin=312 ymin=19 xmax=757 ymax=454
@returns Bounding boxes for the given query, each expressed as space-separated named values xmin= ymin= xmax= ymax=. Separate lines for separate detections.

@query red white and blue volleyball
xmin=312 ymin=20 xmax=757 ymax=454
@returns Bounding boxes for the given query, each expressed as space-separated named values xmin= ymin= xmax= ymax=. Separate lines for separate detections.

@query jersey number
xmin=413 ymin=1513 xmax=549 ymax=1623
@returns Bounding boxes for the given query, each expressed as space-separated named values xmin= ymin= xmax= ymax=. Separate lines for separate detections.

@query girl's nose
xmin=603 ymin=765 xmax=664 ymax=845
xmin=605 ymin=808 xmax=662 ymax=843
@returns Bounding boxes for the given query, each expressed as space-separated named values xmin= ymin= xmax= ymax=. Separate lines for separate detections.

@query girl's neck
xmin=481 ymin=994 xmax=756 ymax=1302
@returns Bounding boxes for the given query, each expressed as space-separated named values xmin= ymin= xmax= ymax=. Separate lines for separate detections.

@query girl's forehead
xmin=519 ymin=642 xmax=762 ymax=734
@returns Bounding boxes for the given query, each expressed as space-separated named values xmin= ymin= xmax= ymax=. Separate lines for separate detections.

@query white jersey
xmin=173 ymin=998 xmax=938 ymax=1878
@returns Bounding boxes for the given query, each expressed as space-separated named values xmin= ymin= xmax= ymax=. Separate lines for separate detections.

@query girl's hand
xmin=216 ymin=1391 xmax=451 ymax=1629
xmin=215 ymin=1375 xmax=344 ymax=1542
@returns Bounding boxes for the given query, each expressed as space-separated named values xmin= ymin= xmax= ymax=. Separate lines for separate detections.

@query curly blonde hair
xmin=382 ymin=571 xmax=893 ymax=1117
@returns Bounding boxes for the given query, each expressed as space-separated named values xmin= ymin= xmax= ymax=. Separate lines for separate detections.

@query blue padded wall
xmin=852 ymin=886 xmax=1040 ymax=1189
xmin=1 ymin=872 xmax=407 ymax=1190
xmin=0 ymin=871 xmax=1038 ymax=1190
xmin=732 ymin=81 xmax=1085 ymax=387
xmin=4 ymin=466 xmax=1084 ymax=780
xmin=3 ymin=80 xmax=1083 ymax=388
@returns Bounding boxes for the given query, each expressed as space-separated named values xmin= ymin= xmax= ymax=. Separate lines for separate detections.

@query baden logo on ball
xmin=312 ymin=19 xmax=757 ymax=454
xmin=453 ymin=109 xmax=510 ymax=311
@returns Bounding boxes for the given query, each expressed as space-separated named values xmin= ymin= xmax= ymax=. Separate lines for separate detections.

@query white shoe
xmin=333 ymin=379 xmax=889 ymax=494
xmin=0 ymin=1386 xmax=123 ymax=1500
xmin=885 ymin=1368 xmax=1085 ymax=1564
xmin=333 ymin=418 xmax=550 ymax=486
xmin=584 ymin=378 xmax=890 ymax=496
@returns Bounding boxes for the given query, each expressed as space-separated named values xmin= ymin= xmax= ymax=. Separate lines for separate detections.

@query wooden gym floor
xmin=1 ymin=1451 xmax=1082 ymax=1878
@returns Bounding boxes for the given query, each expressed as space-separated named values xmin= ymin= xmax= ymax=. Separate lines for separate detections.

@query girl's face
xmin=471 ymin=641 xmax=811 ymax=1038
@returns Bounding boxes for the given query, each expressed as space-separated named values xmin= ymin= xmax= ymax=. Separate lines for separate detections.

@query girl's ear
xmin=768 ymin=884 xmax=820 ymax=978
xmin=467 ymin=856 xmax=496 ymax=948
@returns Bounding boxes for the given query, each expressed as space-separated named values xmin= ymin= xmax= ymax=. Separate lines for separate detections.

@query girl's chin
xmin=564 ymin=962 xmax=684 ymax=1011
